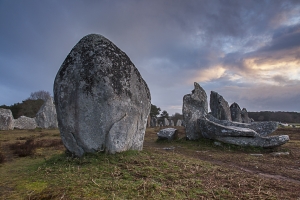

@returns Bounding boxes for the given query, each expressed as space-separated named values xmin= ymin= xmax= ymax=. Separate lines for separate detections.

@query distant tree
xmin=27 ymin=90 xmax=51 ymax=101
xmin=170 ymin=113 xmax=183 ymax=124
xmin=160 ymin=110 xmax=169 ymax=119
xmin=150 ymin=104 xmax=161 ymax=117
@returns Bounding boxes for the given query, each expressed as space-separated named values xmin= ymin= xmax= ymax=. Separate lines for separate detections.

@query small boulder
xmin=183 ymin=82 xmax=208 ymax=140
xmin=210 ymin=91 xmax=232 ymax=121
xmin=14 ymin=116 xmax=37 ymax=130
xmin=0 ymin=108 xmax=14 ymax=130
xmin=206 ymin=114 xmax=278 ymax=136
xmin=157 ymin=128 xmax=178 ymax=141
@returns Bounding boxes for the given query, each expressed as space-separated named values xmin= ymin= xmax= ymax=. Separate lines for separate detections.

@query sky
xmin=1 ymin=0 xmax=300 ymax=115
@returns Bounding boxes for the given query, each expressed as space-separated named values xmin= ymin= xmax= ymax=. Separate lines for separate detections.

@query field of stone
xmin=0 ymin=127 xmax=300 ymax=199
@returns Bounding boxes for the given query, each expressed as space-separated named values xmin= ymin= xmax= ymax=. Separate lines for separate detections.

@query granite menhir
xmin=54 ymin=34 xmax=151 ymax=157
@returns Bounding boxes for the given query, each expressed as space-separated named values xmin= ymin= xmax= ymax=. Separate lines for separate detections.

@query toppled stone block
xmin=206 ymin=114 xmax=278 ymax=136
xmin=199 ymin=116 xmax=289 ymax=148
xmin=157 ymin=128 xmax=178 ymax=141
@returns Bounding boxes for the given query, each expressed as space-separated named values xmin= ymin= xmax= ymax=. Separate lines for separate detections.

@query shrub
xmin=0 ymin=151 xmax=5 ymax=163
xmin=9 ymin=139 xmax=37 ymax=157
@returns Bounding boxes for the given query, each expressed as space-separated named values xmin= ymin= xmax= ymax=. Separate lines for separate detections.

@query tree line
xmin=248 ymin=111 xmax=300 ymax=123
xmin=0 ymin=90 xmax=51 ymax=119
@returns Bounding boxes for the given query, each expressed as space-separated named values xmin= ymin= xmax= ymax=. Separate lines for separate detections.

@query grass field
xmin=0 ymin=127 xmax=300 ymax=199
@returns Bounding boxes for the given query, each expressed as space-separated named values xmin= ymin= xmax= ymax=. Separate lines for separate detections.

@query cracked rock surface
xmin=199 ymin=116 xmax=289 ymax=148
xmin=54 ymin=34 xmax=151 ymax=156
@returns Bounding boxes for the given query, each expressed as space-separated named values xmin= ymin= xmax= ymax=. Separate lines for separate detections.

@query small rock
xmin=250 ymin=154 xmax=263 ymax=157
xmin=157 ymin=128 xmax=178 ymax=141
xmin=214 ymin=141 xmax=222 ymax=146
xmin=271 ymin=152 xmax=290 ymax=156
xmin=163 ymin=146 xmax=175 ymax=150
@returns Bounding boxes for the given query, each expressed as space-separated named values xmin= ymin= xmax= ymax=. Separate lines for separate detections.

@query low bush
xmin=0 ymin=151 xmax=5 ymax=163
xmin=9 ymin=138 xmax=63 ymax=157
xmin=9 ymin=139 xmax=37 ymax=157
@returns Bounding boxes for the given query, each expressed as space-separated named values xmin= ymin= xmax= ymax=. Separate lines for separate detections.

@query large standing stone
xmin=0 ymin=108 xmax=14 ymax=130
xmin=241 ymin=108 xmax=251 ymax=123
xmin=230 ymin=102 xmax=242 ymax=122
xmin=14 ymin=116 xmax=37 ymax=129
xmin=36 ymin=97 xmax=58 ymax=129
xmin=183 ymin=82 xmax=208 ymax=140
xmin=54 ymin=34 xmax=151 ymax=156
xmin=210 ymin=91 xmax=232 ymax=121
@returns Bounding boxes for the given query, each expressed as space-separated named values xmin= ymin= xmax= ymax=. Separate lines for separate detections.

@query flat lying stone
xmin=206 ymin=114 xmax=278 ymax=136
xmin=199 ymin=116 xmax=289 ymax=148
xmin=271 ymin=152 xmax=290 ymax=156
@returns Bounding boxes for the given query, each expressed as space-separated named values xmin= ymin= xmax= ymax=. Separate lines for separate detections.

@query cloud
xmin=1 ymin=0 xmax=300 ymax=113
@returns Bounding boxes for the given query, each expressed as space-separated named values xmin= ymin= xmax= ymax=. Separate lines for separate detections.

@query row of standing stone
xmin=0 ymin=98 xmax=58 ymax=130
xmin=210 ymin=91 xmax=253 ymax=123
xmin=147 ymin=117 xmax=183 ymax=127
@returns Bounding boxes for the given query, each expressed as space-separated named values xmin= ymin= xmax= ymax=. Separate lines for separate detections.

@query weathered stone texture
xmin=210 ymin=91 xmax=232 ymax=121
xmin=230 ymin=102 xmax=242 ymax=122
xmin=183 ymin=82 xmax=208 ymax=140
xmin=36 ymin=97 xmax=58 ymax=129
xmin=157 ymin=128 xmax=178 ymax=141
xmin=199 ymin=116 xmax=289 ymax=148
xmin=54 ymin=34 xmax=151 ymax=156
xmin=206 ymin=114 xmax=278 ymax=136
xmin=0 ymin=108 xmax=14 ymax=130
xmin=14 ymin=116 xmax=37 ymax=129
